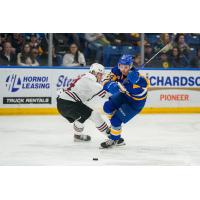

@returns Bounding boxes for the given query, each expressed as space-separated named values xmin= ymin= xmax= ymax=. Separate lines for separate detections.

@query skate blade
xmin=99 ymin=142 xmax=126 ymax=149
xmin=116 ymin=142 xmax=126 ymax=147
xmin=74 ymin=138 xmax=91 ymax=142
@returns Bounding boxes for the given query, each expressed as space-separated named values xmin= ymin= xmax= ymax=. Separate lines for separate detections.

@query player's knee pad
xmin=103 ymin=101 xmax=115 ymax=114
xmin=89 ymin=110 xmax=103 ymax=125
xmin=110 ymin=115 xmax=122 ymax=128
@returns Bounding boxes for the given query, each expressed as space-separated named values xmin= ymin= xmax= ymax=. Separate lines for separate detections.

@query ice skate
xmin=74 ymin=134 xmax=91 ymax=142
xmin=100 ymin=137 xmax=125 ymax=149
xmin=105 ymin=127 xmax=126 ymax=146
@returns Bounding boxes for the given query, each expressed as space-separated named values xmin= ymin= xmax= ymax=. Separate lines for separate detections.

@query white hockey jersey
xmin=57 ymin=73 xmax=107 ymax=103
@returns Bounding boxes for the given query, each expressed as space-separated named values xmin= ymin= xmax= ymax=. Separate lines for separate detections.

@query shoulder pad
xmin=84 ymin=73 xmax=97 ymax=82
xmin=111 ymin=66 xmax=121 ymax=76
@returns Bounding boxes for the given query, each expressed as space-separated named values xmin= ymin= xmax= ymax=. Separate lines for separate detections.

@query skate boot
xmin=100 ymin=138 xmax=125 ymax=149
xmin=74 ymin=134 xmax=91 ymax=142
xmin=105 ymin=127 xmax=125 ymax=146
xmin=116 ymin=137 xmax=126 ymax=146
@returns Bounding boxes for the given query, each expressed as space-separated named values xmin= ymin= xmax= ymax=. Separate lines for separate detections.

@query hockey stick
xmin=140 ymin=44 xmax=169 ymax=68
xmin=118 ymin=34 xmax=177 ymax=94
xmin=118 ymin=46 xmax=167 ymax=93
xmin=139 ymin=33 xmax=176 ymax=69
xmin=117 ymin=82 xmax=130 ymax=95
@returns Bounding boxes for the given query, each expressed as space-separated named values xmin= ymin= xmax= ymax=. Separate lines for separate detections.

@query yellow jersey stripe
xmin=111 ymin=128 xmax=122 ymax=135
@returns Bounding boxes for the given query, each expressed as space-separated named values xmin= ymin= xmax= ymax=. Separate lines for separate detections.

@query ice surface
xmin=0 ymin=114 xmax=200 ymax=165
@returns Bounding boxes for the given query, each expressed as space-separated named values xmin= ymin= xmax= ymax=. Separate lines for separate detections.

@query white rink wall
xmin=0 ymin=66 xmax=200 ymax=114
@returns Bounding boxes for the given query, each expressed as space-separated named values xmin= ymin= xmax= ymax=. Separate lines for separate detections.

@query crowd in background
xmin=0 ymin=33 xmax=199 ymax=68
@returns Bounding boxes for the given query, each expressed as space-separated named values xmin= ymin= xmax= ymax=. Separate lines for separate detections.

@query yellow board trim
xmin=0 ymin=107 xmax=200 ymax=115
xmin=141 ymin=107 xmax=200 ymax=114
xmin=0 ymin=108 xmax=59 ymax=115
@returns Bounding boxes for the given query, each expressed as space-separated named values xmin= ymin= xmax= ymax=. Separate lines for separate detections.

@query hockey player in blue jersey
xmin=101 ymin=54 xmax=150 ymax=148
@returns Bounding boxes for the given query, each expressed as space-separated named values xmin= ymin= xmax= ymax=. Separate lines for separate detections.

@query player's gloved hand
xmin=103 ymin=81 xmax=120 ymax=94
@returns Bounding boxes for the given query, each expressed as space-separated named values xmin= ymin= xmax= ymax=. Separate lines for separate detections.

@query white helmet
xmin=89 ymin=63 xmax=105 ymax=75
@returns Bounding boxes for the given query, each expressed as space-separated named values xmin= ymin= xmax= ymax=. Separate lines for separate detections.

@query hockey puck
xmin=93 ymin=158 xmax=98 ymax=161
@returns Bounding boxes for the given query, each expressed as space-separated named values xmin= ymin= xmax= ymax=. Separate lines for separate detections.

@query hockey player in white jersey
xmin=57 ymin=63 xmax=120 ymax=143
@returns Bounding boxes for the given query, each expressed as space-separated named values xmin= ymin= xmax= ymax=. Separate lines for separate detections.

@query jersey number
xmin=67 ymin=74 xmax=85 ymax=91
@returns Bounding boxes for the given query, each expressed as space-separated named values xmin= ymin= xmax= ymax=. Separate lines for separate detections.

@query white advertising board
xmin=140 ymin=70 xmax=200 ymax=107
xmin=0 ymin=67 xmax=199 ymax=110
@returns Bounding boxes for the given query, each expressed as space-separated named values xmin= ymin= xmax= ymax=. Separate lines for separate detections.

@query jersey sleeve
xmin=102 ymin=71 xmax=118 ymax=86
xmin=124 ymin=73 xmax=150 ymax=96
xmin=87 ymin=80 xmax=109 ymax=101
xmin=102 ymin=66 xmax=120 ymax=94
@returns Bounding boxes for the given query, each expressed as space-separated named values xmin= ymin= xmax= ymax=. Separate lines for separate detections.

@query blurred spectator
xmin=40 ymin=34 xmax=63 ymax=65
xmin=0 ymin=34 xmax=7 ymax=42
xmin=154 ymin=33 xmax=173 ymax=53
xmin=129 ymin=33 xmax=141 ymax=46
xmin=104 ymin=34 xmax=123 ymax=45
xmin=0 ymin=42 xmax=16 ymax=66
xmin=85 ymin=33 xmax=110 ymax=45
xmin=0 ymin=35 xmax=3 ymax=53
xmin=63 ymin=43 xmax=86 ymax=66
xmin=104 ymin=33 xmax=135 ymax=46
xmin=31 ymin=47 xmax=40 ymax=66
xmin=133 ymin=54 xmax=141 ymax=67
xmin=144 ymin=43 xmax=156 ymax=67
xmin=145 ymin=43 xmax=154 ymax=60
xmin=66 ymin=34 xmax=81 ymax=48
xmin=52 ymin=47 xmax=62 ymax=66
xmin=17 ymin=44 xmax=39 ymax=66
xmin=190 ymin=48 xmax=200 ymax=68
xmin=53 ymin=34 xmax=69 ymax=53
xmin=17 ymin=43 xmax=31 ymax=66
xmin=131 ymin=33 xmax=148 ymax=47
xmin=154 ymin=53 xmax=171 ymax=68
xmin=29 ymin=34 xmax=40 ymax=48
xmin=29 ymin=34 xmax=43 ymax=55
xmin=40 ymin=34 xmax=49 ymax=54
xmin=40 ymin=34 xmax=52 ymax=65
xmin=8 ymin=33 xmax=24 ymax=54
xmin=84 ymin=33 xmax=110 ymax=62
xmin=169 ymin=47 xmax=189 ymax=67
xmin=23 ymin=57 xmax=37 ymax=66
xmin=0 ymin=33 xmax=199 ymax=67
xmin=174 ymin=34 xmax=190 ymax=58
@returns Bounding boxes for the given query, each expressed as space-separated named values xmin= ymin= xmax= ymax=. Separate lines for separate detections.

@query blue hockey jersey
xmin=103 ymin=66 xmax=150 ymax=101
